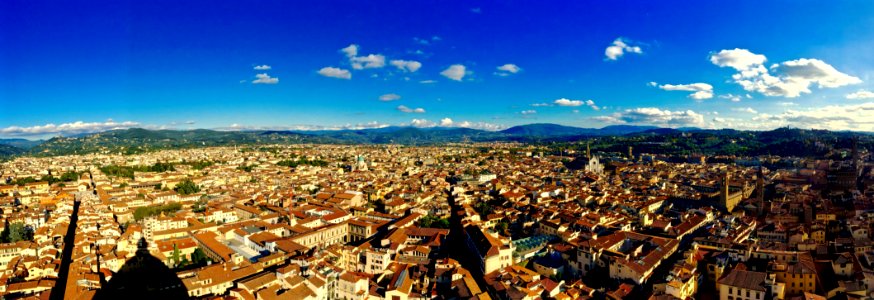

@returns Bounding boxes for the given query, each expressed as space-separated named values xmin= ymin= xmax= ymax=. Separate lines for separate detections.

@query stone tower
xmin=586 ymin=141 xmax=591 ymax=160
xmin=756 ymin=165 xmax=765 ymax=216
xmin=719 ymin=170 xmax=738 ymax=212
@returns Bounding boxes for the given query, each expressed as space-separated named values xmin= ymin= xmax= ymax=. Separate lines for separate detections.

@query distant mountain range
xmin=0 ymin=124 xmax=871 ymax=160
xmin=500 ymin=123 xmax=660 ymax=136
xmin=0 ymin=138 xmax=44 ymax=149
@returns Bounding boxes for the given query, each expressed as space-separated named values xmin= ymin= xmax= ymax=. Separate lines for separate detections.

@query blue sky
xmin=2 ymin=0 xmax=874 ymax=138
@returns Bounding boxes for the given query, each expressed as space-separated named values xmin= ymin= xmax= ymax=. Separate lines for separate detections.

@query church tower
xmin=720 ymin=170 xmax=736 ymax=212
xmin=586 ymin=141 xmax=591 ymax=160
xmin=756 ymin=165 xmax=765 ymax=216
xmin=852 ymin=137 xmax=862 ymax=176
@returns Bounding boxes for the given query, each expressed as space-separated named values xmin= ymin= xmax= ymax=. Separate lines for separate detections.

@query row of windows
xmin=727 ymin=287 xmax=762 ymax=299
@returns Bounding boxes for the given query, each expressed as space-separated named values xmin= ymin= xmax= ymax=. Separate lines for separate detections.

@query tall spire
xmin=756 ymin=164 xmax=765 ymax=216
xmin=586 ymin=141 xmax=591 ymax=160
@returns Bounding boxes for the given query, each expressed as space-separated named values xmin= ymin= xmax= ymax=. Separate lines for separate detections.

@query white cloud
xmin=0 ymin=120 xmax=142 ymax=137
xmin=410 ymin=119 xmax=435 ymax=127
xmin=495 ymin=64 xmax=521 ymax=76
xmin=252 ymin=73 xmax=279 ymax=84
xmin=657 ymin=83 xmax=714 ymax=100
xmin=777 ymin=58 xmax=861 ymax=88
xmin=536 ymin=99 xmax=598 ymax=110
xmin=253 ymin=65 xmax=271 ymax=70
xmin=413 ymin=37 xmax=431 ymax=45
xmin=747 ymin=102 xmax=874 ymax=131
xmin=390 ymin=60 xmax=422 ymax=72
xmin=440 ymin=64 xmax=468 ymax=81
xmin=317 ymin=67 xmax=352 ymax=79
xmin=709 ymin=48 xmax=766 ymax=71
xmin=407 ymin=118 xmax=505 ymax=131
xmin=719 ymin=94 xmax=742 ymax=102
xmin=585 ymin=100 xmax=600 ymax=110
xmin=554 ymin=98 xmax=583 ymax=106
xmin=604 ymin=38 xmax=643 ymax=61
xmin=419 ymin=80 xmax=437 ymax=84
xmin=847 ymin=90 xmax=874 ymax=100
xmin=340 ymin=44 xmax=358 ymax=57
xmin=733 ymin=107 xmax=758 ymax=114
xmin=521 ymin=110 xmax=537 ymax=115
xmin=218 ymin=121 xmax=390 ymax=132
xmin=350 ymin=54 xmax=386 ymax=70
xmin=454 ymin=120 xmax=505 ymax=131
xmin=777 ymin=102 xmax=797 ymax=106
xmin=339 ymin=44 xmax=385 ymax=69
xmin=397 ymin=105 xmax=426 ymax=113
xmin=593 ymin=107 xmax=705 ymax=127
xmin=710 ymin=48 xmax=861 ymax=98
xmin=379 ymin=93 xmax=401 ymax=101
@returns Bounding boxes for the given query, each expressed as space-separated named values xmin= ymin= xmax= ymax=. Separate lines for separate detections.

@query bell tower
xmin=756 ymin=165 xmax=765 ymax=216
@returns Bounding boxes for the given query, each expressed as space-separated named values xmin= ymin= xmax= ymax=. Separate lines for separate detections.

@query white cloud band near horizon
xmin=710 ymin=48 xmax=861 ymax=98
xmin=0 ymin=120 xmax=143 ymax=138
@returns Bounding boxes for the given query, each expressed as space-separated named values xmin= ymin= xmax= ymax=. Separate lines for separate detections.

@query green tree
xmin=40 ymin=175 xmax=61 ymax=184
xmin=1 ymin=222 xmax=33 ymax=243
xmin=133 ymin=202 xmax=183 ymax=221
xmin=277 ymin=158 xmax=328 ymax=168
xmin=0 ymin=220 xmax=9 ymax=242
xmin=192 ymin=197 xmax=208 ymax=213
xmin=186 ymin=160 xmax=214 ymax=170
xmin=497 ymin=221 xmax=509 ymax=233
xmin=190 ymin=248 xmax=211 ymax=266
xmin=173 ymin=179 xmax=201 ymax=195
xmin=59 ymin=171 xmax=80 ymax=182
xmin=11 ymin=177 xmax=36 ymax=186
xmin=171 ymin=243 xmax=181 ymax=267
xmin=419 ymin=215 xmax=450 ymax=229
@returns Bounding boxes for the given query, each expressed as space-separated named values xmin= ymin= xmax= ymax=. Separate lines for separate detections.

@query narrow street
xmin=441 ymin=186 xmax=491 ymax=293
xmin=49 ymin=194 xmax=81 ymax=300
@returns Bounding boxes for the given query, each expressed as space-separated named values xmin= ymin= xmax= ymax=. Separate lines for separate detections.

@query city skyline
xmin=3 ymin=1 xmax=874 ymax=139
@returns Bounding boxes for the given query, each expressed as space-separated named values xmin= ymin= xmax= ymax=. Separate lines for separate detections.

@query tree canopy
xmin=100 ymin=163 xmax=177 ymax=179
xmin=418 ymin=215 xmax=450 ymax=229
xmin=133 ymin=202 xmax=183 ymax=221
xmin=0 ymin=222 xmax=33 ymax=243
xmin=277 ymin=158 xmax=329 ymax=168
xmin=173 ymin=179 xmax=201 ymax=195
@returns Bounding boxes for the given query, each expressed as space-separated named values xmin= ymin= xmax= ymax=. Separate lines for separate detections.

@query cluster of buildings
xmin=0 ymin=142 xmax=870 ymax=300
